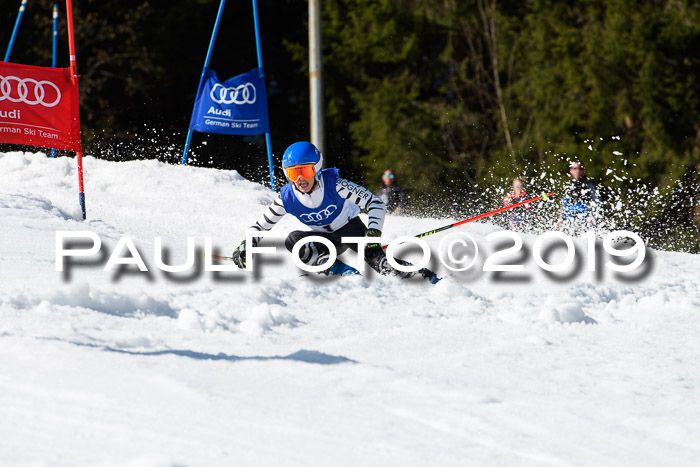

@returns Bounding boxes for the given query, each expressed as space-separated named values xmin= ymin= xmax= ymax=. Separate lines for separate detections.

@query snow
xmin=1 ymin=151 xmax=699 ymax=466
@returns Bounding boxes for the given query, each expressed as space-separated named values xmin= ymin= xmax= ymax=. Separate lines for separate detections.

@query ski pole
xmin=210 ymin=191 xmax=554 ymax=260
xmin=211 ymin=254 xmax=233 ymax=261
xmin=382 ymin=191 xmax=554 ymax=249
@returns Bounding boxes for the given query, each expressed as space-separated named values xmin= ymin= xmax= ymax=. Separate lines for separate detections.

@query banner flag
xmin=0 ymin=61 xmax=82 ymax=152
xmin=188 ymin=67 xmax=270 ymax=136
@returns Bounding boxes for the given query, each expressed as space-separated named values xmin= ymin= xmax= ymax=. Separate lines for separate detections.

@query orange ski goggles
xmin=285 ymin=163 xmax=316 ymax=181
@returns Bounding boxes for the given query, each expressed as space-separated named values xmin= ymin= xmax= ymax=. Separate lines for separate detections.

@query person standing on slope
xmin=231 ymin=141 xmax=439 ymax=282
xmin=502 ymin=177 xmax=533 ymax=232
xmin=377 ymin=168 xmax=408 ymax=215
xmin=557 ymin=160 xmax=602 ymax=236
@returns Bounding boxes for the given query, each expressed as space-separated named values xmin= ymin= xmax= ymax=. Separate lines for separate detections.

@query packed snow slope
xmin=1 ymin=151 xmax=699 ymax=467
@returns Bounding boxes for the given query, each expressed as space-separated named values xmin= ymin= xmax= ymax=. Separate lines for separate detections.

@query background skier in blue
xmin=558 ymin=160 xmax=602 ymax=235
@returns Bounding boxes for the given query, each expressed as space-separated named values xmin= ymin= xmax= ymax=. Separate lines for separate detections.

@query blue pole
xmin=181 ymin=0 xmax=227 ymax=165
xmin=251 ymin=0 xmax=277 ymax=191
xmin=51 ymin=4 xmax=58 ymax=158
xmin=4 ymin=0 xmax=28 ymax=62
xmin=52 ymin=5 xmax=58 ymax=66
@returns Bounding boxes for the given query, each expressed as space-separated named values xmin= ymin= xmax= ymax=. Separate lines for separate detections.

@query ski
xmin=323 ymin=260 xmax=361 ymax=276
xmin=212 ymin=253 xmax=439 ymax=283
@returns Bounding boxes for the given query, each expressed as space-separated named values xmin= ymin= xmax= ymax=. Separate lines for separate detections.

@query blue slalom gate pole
xmin=4 ymin=0 xmax=28 ymax=62
xmin=52 ymin=5 xmax=58 ymax=66
xmin=252 ymin=0 xmax=277 ymax=191
xmin=181 ymin=0 xmax=227 ymax=165
xmin=51 ymin=4 xmax=58 ymax=158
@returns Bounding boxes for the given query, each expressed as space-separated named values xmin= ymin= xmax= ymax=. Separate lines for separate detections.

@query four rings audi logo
xmin=0 ymin=75 xmax=62 ymax=108
xmin=300 ymin=205 xmax=338 ymax=223
xmin=210 ymin=82 xmax=256 ymax=105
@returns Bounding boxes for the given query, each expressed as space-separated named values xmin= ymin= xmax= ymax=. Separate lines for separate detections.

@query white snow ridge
xmin=1 ymin=151 xmax=699 ymax=466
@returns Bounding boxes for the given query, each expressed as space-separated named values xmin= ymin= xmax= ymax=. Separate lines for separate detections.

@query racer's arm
xmin=336 ymin=178 xmax=386 ymax=231
xmin=232 ymin=194 xmax=287 ymax=269
xmin=249 ymin=193 xmax=288 ymax=244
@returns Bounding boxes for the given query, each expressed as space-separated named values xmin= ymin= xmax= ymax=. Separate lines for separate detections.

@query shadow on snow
xmin=37 ymin=337 xmax=357 ymax=365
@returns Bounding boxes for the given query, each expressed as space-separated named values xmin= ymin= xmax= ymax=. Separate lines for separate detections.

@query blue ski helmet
xmin=282 ymin=142 xmax=323 ymax=180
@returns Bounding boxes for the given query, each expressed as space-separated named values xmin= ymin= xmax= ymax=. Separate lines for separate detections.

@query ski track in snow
xmin=1 ymin=151 xmax=699 ymax=466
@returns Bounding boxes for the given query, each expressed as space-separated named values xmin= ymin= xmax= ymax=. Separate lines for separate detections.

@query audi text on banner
xmin=0 ymin=61 xmax=82 ymax=152
xmin=188 ymin=67 xmax=270 ymax=136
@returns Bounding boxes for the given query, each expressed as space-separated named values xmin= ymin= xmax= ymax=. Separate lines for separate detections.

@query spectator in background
xmin=377 ymin=169 xmax=408 ymax=215
xmin=503 ymin=177 xmax=532 ymax=231
xmin=558 ymin=160 xmax=601 ymax=235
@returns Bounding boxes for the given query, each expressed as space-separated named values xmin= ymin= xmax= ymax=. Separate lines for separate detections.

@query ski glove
xmin=232 ymin=238 xmax=257 ymax=269
xmin=364 ymin=228 xmax=383 ymax=261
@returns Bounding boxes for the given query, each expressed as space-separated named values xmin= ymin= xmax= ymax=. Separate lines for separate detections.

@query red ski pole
xmin=382 ymin=191 xmax=554 ymax=249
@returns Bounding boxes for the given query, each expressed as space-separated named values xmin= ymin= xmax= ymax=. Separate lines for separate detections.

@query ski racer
xmin=231 ymin=141 xmax=439 ymax=282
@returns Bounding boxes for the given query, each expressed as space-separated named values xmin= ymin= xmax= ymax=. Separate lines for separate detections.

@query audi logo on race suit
xmin=209 ymin=82 xmax=256 ymax=105
xmin=299 ymin=205 xmax=338 ymax=224
xmin=0 ymin=75 xmax=62 ymax=108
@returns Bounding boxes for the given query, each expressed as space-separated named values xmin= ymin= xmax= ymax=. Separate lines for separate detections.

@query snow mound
xmin=1 ymin=151 xmax=699 ymax=467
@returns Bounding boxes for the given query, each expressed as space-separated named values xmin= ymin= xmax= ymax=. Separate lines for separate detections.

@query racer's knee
xmin=286 ymin=233 xmax=332 ymax=267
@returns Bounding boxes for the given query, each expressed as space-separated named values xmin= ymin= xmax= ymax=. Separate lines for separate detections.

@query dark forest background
xmin=2 ymin=0 xmax=699 ymax=250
